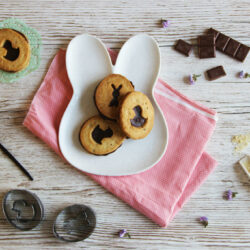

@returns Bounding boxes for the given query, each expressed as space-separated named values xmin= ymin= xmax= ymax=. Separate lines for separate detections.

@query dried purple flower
xmin=189 ymin=74 xmax=195 ymax=85
xmin=199 ymin=216 xmax=208 ymax=228
xmin=225 ymin=190 xmax=238 ymax=200
xmin=239 ymin=70 xmax=245 ymax=79
xmin=189 ymin=74 xmax=201 ymax=85
xmin=118 ymin=229 xmax=131 ymax=238
xmin=161 ymin=19 xmax=170 ymax=28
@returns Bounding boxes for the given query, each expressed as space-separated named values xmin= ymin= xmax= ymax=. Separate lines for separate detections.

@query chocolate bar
xmin=198 ymin=35 xmax=215 ymax=58
xmin=207 ymin=28 xmax=249 ymax=62
xmin=174 ymin=39 xmax=192 ymax=56
xmin=206 ymin=65 xmax=226 ymax=81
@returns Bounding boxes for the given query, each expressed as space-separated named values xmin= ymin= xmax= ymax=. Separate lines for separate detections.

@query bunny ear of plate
xmin=114 ymin=34 xmax=160 ymax=95
xmin=66 ymin=34 xmax=113 ymax=92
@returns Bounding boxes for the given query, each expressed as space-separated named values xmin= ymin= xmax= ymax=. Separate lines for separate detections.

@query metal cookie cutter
xmin=2 ymin=189 xmax=44 ymax=230
xmin=53 ymin=204 xmax=96 ymax=242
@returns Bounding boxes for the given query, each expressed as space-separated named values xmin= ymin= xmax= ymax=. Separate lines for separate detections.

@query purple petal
xmin=162 ymin=20 xmax=170 ymax=28
xmin=189 ymin=74 xmax=195 ymax=85
xmin=119 ymin=229 xmax=127 ymax=238
xmin=239 ymin=71 xmax=244 ymax=79
xmin=200 ymin=216 xmax=208 ymax=222
xmin=226 ymin=190 xmax=233 ymax=200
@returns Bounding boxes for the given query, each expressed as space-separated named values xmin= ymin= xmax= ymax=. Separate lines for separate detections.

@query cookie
xmin=0 ymin=29 xmax=30 ymax=72
xmin=79 ymin=115 xmax=126 ymax=155
xmin=119 ymin=91 xmax=154 ymax=139
xmin=94 ymin=74 xmax=134 ymax=120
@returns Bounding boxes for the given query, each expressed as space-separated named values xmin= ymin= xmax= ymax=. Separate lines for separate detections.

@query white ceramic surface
xmin=59 ymin=34 xmax=168 ymax=176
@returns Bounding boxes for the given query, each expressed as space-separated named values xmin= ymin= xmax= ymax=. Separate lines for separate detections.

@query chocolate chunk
xmin=92 ymin=125 xmax=113 ymax=144
xmin=198 ymin=35 xmax=215 ymax=58
xmin=224 ymin=39 xmax=241 ymax=57
xmin=216 ymin=33 xmax=230 ymax=51
xmin=207 ymin=28 xmax=219 ymax=39
xmin=206 ymin=66 xmax=226 ymax=81
xmin=174 ymin=39 xmax=192 ymax=57
xmin=235 ymin=44 xmax=250 ymax=62
xmin=130 ymin=106 xmax=146 ymax=127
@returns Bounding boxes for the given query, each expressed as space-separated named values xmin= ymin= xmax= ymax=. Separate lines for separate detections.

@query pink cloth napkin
xmin=24 ymin=49 xmax=218 ymax=227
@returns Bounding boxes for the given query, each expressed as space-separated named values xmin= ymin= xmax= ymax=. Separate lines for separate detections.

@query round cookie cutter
xmin=53 ymin=204 xmax=96 ymax=242
xmin=2 ymin=189 xmax=44 ymax=230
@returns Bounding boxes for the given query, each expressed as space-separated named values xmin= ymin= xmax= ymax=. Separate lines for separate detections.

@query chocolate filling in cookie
xmin=92 ymin=125 xmax=113 ymax=144
xmin=109 ymin=84 xmax=122 ymax=107
xmin=3 ymin=40 xmax=20 ymax=61
xmin=130 ymin=106 xmax=147 ymax=127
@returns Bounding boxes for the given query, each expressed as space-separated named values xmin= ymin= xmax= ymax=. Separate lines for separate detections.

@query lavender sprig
xmin=238 ymin=71 xmax=250 ymax=79
xmin=199 ymin=216 xmax=208 ymax=228
xmin=161 ymin=19 xmax=170 ymax=28
xmin=239 ymin=70 xmax=245 ymax=79
xmin=118 ymin=229 xmax=131 ymax=238
xmin=224 ymin=190 xmax=238 ymax=200
xmin=189 ymin=74 xmax=201 ymax=85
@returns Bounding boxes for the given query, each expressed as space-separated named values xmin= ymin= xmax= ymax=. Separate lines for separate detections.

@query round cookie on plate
xmin=119 ymin=91 xmax=154 ymax=140
xmin=94 ymin=74 xmax=134 ymax=120
xmin=79 ymin=115 xmax=126 ymax=155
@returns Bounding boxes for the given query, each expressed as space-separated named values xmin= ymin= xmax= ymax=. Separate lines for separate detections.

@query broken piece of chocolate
xmin=174 ymin=39 xmax=192 ymax=56
xmin=206 ymin=65 xmax=226 ymax=81
xmin=207 ymin=28 xmax=250 ymax=62
xmin=235 ymin=44 xmax=250 ymax=62
xmin=198 ymin=35 xmax=215 ymax=58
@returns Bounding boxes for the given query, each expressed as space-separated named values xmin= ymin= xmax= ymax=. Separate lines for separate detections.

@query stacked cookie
xmin=0 ymin=29 xmax=31 ymax=72
xmin=79 ymin=74 xmax=155 ymax=155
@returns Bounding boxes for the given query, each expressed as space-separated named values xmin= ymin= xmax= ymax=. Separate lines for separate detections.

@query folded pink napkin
xmin=24 ymin=49 xmax=218 ymax=227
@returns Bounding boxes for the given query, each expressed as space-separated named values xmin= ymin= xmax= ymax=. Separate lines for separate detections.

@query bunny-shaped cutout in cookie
xmin=59 ymin=34 xmax=168 ymax=176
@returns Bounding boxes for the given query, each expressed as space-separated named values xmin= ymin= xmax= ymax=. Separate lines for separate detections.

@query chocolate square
xmin=198 ymin=35 xmax=215 ymax=46
xmin=207 ymin=28 xmax=219 ymax=39
xmin=206 ymin=66 xmax=226 ymax=81
xmin=216 ymin=33 xmax=230 ymax=51
xmin=224 ymin=39 xmax=241 ymax=57
xmin=199 ymin=46 xmax=216 ymax=58
xmin=198 ymin=35 xmax=215 ymax=58
xmin=235 ymin=44 xmax=250 ymax=62
xmin=174 ymin=39 xmax=192 ymax=57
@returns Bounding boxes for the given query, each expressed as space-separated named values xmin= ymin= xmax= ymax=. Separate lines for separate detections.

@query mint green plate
xmin=0 ymin=18 xmax=41 ymax=83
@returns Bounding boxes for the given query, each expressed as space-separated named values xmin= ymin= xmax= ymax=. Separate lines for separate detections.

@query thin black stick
xmin=0 ymin=143 xmax=33 ymax=181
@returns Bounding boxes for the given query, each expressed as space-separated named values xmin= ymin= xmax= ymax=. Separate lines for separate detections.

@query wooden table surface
xmin=0 ymin=0 xmax=250 ymax=249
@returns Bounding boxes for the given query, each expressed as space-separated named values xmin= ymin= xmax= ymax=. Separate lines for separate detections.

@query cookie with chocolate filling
xmin=119 ymin=91 xmax=154 ymax=140
xmin=94 ymin=74 xmax=134 ymax=120
xmin=79 ymin=115 xmax=126 ymax=155
xmin=0 ymin=29 xmax=30 ymax=72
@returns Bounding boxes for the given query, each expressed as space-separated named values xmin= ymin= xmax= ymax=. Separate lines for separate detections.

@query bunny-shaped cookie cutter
xmin=59 ymin=34 xmax=168 ymax=176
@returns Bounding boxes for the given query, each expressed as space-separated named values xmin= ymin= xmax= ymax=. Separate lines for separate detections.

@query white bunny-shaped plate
xmin=59 ymin=34 xmax=168 ymax=176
